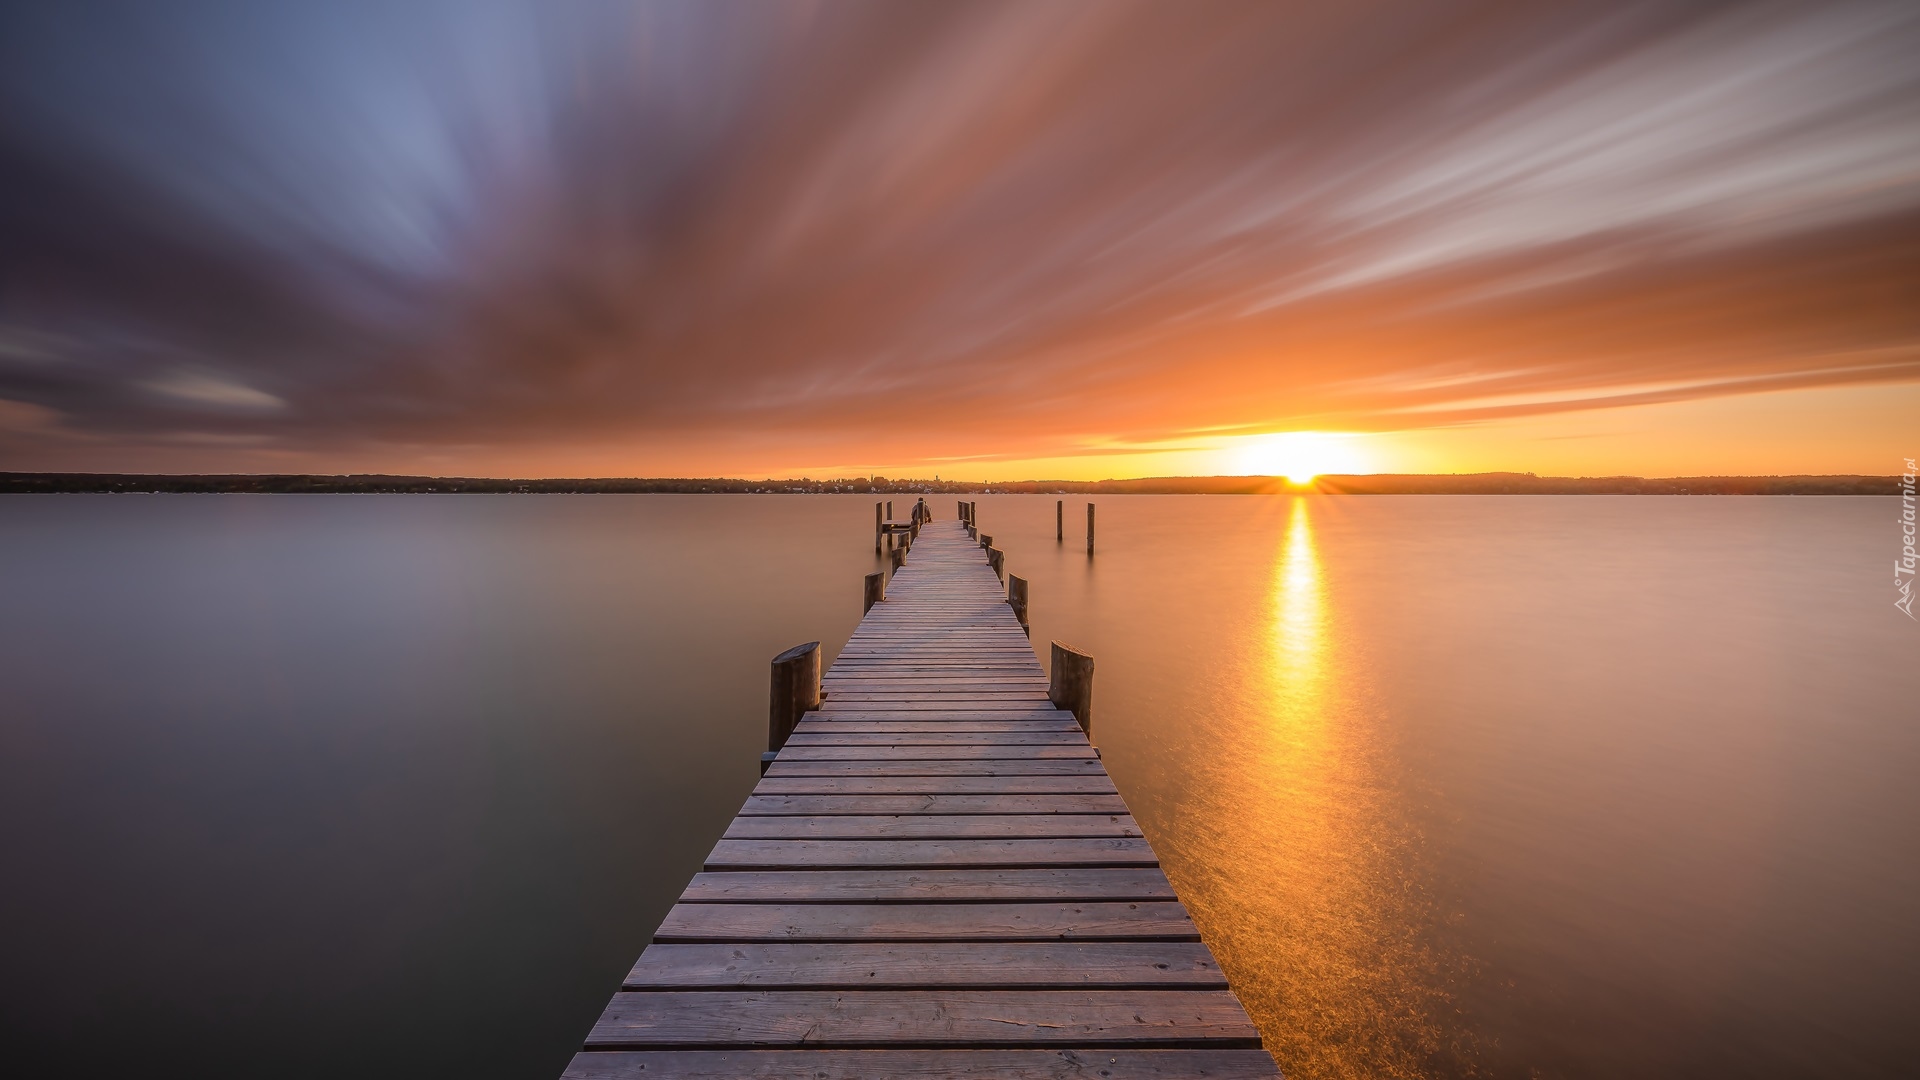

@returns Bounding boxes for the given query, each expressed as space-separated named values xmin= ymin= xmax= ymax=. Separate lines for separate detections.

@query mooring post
xmin=767 ymin=641 xmax=822 ymax=766
xmin=1008 ymin=574 xmax=1029 ymax=629
xmin=979 ymin=532 xmax=993 ymax=551
xmin=863 ymin=571 xmax=885 ymax=614
xmin=1049 ymin=641 xmax=1094 ymax=734
xmin=875 ymin=501 xmax=883 ymax=553
xmin=1057 ymin=500 xmax=1063 ymax=542
xmin=1087 ymin=502 xmax=1096 ymax=555
xmin=890 ymin=543 xmax=906 ymax=569
xmin=987 ymin=546 xmax=1005 ymax=579
xmin=887 ymin=500 xmax=893 ymax=522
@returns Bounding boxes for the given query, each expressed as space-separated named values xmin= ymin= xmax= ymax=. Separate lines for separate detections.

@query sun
xmin=1236 ymin=431 xmax=1369 ymax=484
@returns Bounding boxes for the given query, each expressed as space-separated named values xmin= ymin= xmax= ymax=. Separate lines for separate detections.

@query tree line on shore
xmin=0 ymin=471 xmax=1898 ymax=495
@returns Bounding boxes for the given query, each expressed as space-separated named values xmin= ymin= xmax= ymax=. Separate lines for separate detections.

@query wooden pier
xmin=564 ymin=516 xmax=1277 ymax=1078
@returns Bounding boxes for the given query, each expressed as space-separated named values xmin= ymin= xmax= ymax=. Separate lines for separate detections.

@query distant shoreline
xmin=0 ymin=472 xmax=1898 ymax=495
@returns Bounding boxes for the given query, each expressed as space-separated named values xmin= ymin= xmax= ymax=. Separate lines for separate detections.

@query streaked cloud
xmin=0 ymin=0 xmax=1915 ymax=474
xmin=143 ymin=370 xmax=286 ymax=412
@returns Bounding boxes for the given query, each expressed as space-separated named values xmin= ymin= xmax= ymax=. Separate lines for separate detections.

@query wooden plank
xmin=623 ymin=942 xmax=1228 ymax=988
xmin=752 ymin=775 xmax=1119 ymax=796
xmin=785 ymin=732 xmax=1085 ymax=746
xmin=680 ymin=869 xmax=1176 ymax=902
xmin=584 ymin=990 xmax=1261 ymax=1048
xmin=803 ymin=711 xmax=1065 ymax=719
xmin=655 ymin=901 xmax=1197 ymax=943
xmin=564 ymin=1049 xmax=1282 ymax=1079
xmin=723 ymin=814 xmax=1141 ymax=840
xmin=774 ymin=745 xmax=1094 ymax=761
xmin=704 ymin=837 xmax=1158 ymax=870
xmin=740 ymin=794 xmax=1131 ymax=815
xmin=794 ymin=711 xmax=1075 ymax=718
xmin=819 ymin=702 xmax=1062 ymax=712
xmin=764 ymin=760 xmax=1110 ymax=778
xmin=790 ymin=720 xmax=1084 ymax=734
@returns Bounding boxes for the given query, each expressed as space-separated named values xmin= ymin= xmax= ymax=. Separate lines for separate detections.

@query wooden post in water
xmin=1008 ymin=574 xmax=1029 ymax=629
xmin=863 ymin=571 xmax=885 ymax=614
xmin=987 ymin=546 xmax=1005 ymax=579
xmin=1057 ymin=500 xmax=1063 ymax=541
xmin=979 ymin=532 xmax=993 ymax=551
xmin=1087 ymin=502 xmax=1096 ymax=555
xmin=768 ymin=641 xmax=821 ymax=755
xmin=1049 ymin=641 xmax=1094 ymax=735
xmin=889 ymin=543 xmax=906 ymax=569
xmin=874 ymin=501 xmax=883 ymax=553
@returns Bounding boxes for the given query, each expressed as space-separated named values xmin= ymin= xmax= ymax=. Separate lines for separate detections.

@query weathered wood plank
xmin=704 ymin=837 xmax=1157 ymax=870
xmin=623 ymin=942 xmax=1227 ymax=988
xmin=790 ymin=720 xmax=1084 ymax=734
xmin=723 ymin=814 xmax=1141 ymax=840
xmin=752 ymin=775 xmax=1120 ymax=796
xmin=680 ymin=868 xmax=1176 ymax=902
xmin=740 ymin=794 xmax=1131 ymax=815
xmin=784 ymin=731 xmax=1087 ymax=746
xmin=564 ymin=1049 xmax=1281 ymax=1079
xmin=655 ymin=901 xmax=1197 ymax=943
xmin=764 ymin=760 xmax=1110 ymax=778
xmin=774 ymin=745 xmax=1095 ymax=761
xmin=584 ymin=990 xmax=1261 ymax=1048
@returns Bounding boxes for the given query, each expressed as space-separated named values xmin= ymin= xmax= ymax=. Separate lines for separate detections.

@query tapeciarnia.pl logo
xmin=1899 ymin=457 xmax=1916 ymax=619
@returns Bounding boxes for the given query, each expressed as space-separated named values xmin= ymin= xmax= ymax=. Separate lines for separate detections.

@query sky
xmin=1 ymin=0 xmax=1916 ymax=480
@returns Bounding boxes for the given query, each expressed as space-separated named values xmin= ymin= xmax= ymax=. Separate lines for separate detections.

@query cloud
xmin=142 ymin=370 xmax=286 ymax=412
xmin=1 ymin=0 xmax=1917 ymax=473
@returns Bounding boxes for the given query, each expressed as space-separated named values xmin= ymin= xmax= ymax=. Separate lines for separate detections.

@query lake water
xmin=2 ymin=494 xmax=1914 ymax=1079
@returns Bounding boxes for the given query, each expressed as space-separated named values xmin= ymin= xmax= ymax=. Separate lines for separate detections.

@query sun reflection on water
xmin=1162 ymin=497 xmax=1468 ymax=1079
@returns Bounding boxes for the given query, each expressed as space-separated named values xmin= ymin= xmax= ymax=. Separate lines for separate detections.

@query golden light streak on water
xmin=1161 ymin=497 xmax=1470 ymax=1079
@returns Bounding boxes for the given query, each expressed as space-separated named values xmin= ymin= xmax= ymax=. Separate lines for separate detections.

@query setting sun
xmin=1236 ymin=431 xmax=1372 ymax=484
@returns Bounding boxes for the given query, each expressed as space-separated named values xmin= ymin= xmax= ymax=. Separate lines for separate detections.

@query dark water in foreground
xmin=2 ymin=495 xmax=1915 ymax=1079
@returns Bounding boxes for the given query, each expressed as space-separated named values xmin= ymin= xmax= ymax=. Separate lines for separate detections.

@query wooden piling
xmin=1049 ymin=641 xmax=1095 ymax=734
xmin=979 ymin=532 xmax=993 ymax=551
xmin=874 ymin=501 xmax=883 ymax=553
xmin=1008 ymin=573 xmax=1030 ymax=628
xmin=1057 ymin=499 xmax=1063 ymax=541
xmin=1087 ymin=503 xmax=1096 ymax=555
xmin=863 ymin=571 xmax=885 ymax=614
xmin=987 ymin=546 xmax=1005 ymax=579
xmin=889 ymin=543 xmax=906 ymax=570
xmin=767 ymin=641 xmax=822 ymax=754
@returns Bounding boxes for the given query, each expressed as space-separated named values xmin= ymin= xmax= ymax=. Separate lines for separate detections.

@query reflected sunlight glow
xmin=1185 ymin=496 xmax=1460 ymax=1078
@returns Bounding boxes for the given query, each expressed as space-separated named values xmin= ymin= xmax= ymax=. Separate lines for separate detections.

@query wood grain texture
xmin=679 ymin=868 xmax=1178 ymax=902
xmin=624 ymin=942 xmax=1227 ymax=988
xmin=565 ymin=1049 xmax=1281 ymax=1078
xmin=654 ymin=902 xmax=1199 ymax=942
xmin=740 ymin=794 xmax=1132 ymax=816
xmin=704 ymin=837 xmax=1158 ymax=870
xmin=584 ymin=991 xmax=1261 ymax=1048
xmin=751 ymin=776 xmax=1120 ymax=795
xmin=723 ymin=814 xmax=1142 ymax=840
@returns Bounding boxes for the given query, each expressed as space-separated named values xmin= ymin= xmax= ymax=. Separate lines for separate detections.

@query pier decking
xmin=565 ymin=518 xmax=1277 ymax=1078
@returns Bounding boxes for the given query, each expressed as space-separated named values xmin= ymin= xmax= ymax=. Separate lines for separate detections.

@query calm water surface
xmin=2 ymin=495 xmax=1915 ymax=1079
